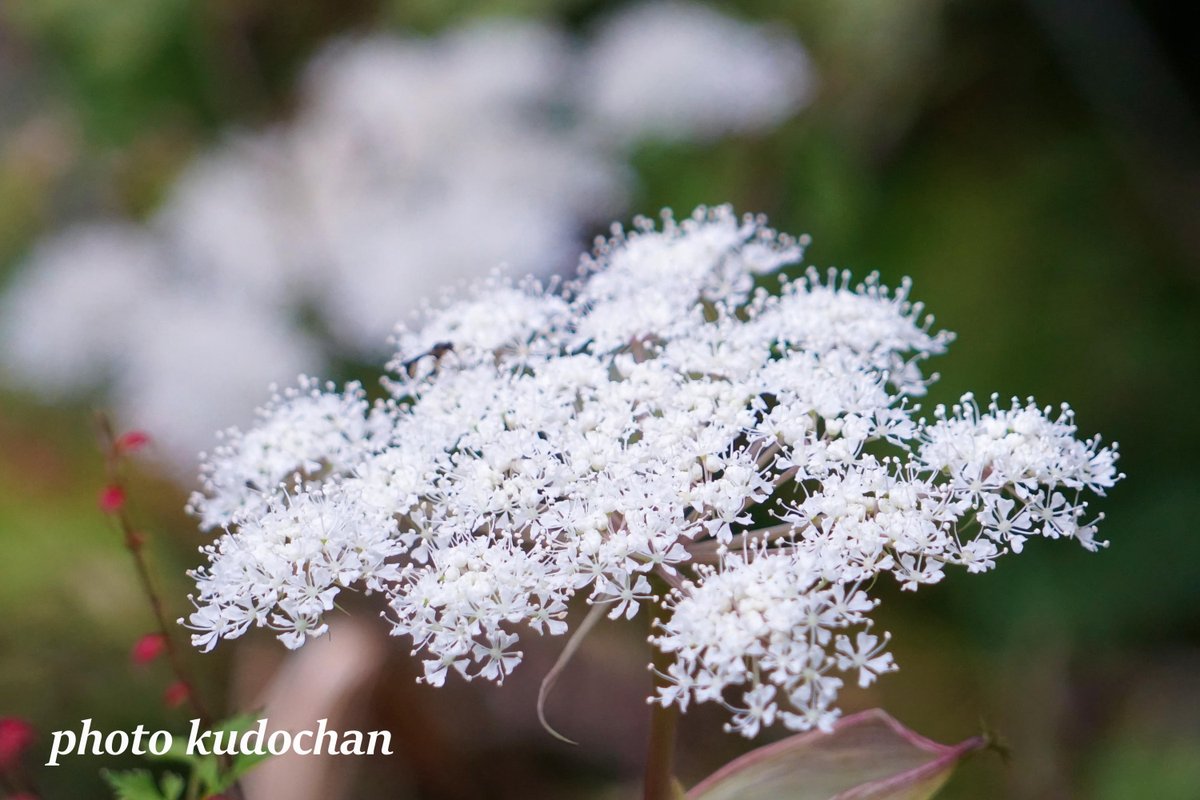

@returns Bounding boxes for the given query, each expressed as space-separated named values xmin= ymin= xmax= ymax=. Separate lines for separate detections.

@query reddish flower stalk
xmin=97 ymin=415 xmax=248 ymax=800
xmin=95 ymin=413 xmax=213 ymax=727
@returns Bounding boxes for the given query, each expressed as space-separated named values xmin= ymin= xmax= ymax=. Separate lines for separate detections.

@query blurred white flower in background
xmin=291 ymin=23 xmax=625 ymax=352
xmin=112 ymin=296 xmax=318 ymax=461
xmin=155 ymin=136 xmax=313 ymax=307
xmin=0 ymin=3 xmax=815 ymax=473
xmin=0 ymin=221 xmax=321 ymax=459
xmin=579 ymin=2 xmax=814 ymax=142
xmin=1 ymin=223 xmax=165 ymax=398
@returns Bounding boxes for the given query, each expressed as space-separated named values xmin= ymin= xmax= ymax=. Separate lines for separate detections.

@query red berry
xmin=115 ymin=431 xmax=151 ymax=454
xmin=0 ymin=717 xmax=34 ymax=771
xmin=131 ymin=633 xmax=167 ymax=665
xmin=99 ymin=486 xmax=126 ymax=514
xmin=163 ymin=681 xmax=190 ymax=709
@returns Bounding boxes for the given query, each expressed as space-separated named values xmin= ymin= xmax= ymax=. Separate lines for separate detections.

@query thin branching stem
xmin=96 ymin=414 xmax=245 ymax=800
xmin=97 ymin=413 xmax=214 ymax=727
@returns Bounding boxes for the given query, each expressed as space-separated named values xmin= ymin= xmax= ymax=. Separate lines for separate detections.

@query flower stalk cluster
xmin=185 ymin=206 xmax=1120 ymax=737
xmin=96 ymin=416 xmax=213 ymax=726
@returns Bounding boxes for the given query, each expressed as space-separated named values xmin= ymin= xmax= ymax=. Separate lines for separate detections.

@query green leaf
xmin=102 ymin=769 xmax=167 ymax=800
xmin=192 ymin=754 xmax=222 ymax=795
xmin=213 ymin=712 xmax=262 ymax=735
xmin=688 ymin=709 xmax=986 ymax=800
xmin=148 ymin=737 xmax=201 ymax=767
xmin=102 ymin=768 xmax=189 ymax=800
xmin=211 ymin=750 xmax=272 ymax=792
xmin=145 ymin=714 xmax=272 ymax=794
xmin=230 ymin=749 xmax=272 ymax=781
xmin=148 ymin=742 xmax=220 ymax=792
xmin=159 ymin=772 xmax=186 ymax=800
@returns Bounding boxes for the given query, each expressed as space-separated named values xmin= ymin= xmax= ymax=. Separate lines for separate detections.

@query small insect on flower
xmin=396 ymin=342 xmax=455 ymax=379
xmin=185 ymin=206 xmax=1121 ymax=737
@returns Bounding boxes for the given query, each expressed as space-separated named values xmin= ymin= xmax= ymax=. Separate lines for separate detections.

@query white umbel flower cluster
xmin=185 ymin=206 xmax=1121 ymax=738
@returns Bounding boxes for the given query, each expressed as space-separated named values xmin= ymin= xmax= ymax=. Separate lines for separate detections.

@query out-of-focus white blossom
xmin=184 ymin=206 xmax=1121 ymax=738
xmin=0 ymin=223 xmax=166 ymax=397
xmin=113 ymin=295 xmax=319 ymax=464
xmin=154 ymin=135 xmax=315 ymax=306
xmin=1 ymin=5 xmax=814 ymax=472
xmin=579 ymin=2 xmax=814 ymax=142
xmin=290 ymin=22 xmax=625 ymax=351
xmin=0 ymin=223 xmax=320 ymax=460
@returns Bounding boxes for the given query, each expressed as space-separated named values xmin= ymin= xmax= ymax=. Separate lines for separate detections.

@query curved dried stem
xmin=537 ymin=602 xmax=606 ymax=745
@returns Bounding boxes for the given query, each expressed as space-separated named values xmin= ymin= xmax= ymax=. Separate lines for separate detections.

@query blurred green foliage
xmin=1 ymin=0 xmax=1197 ymax=798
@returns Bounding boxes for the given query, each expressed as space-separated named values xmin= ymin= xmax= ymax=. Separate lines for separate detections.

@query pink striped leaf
xmin=688 ymin=710 xmax=986 ymax=800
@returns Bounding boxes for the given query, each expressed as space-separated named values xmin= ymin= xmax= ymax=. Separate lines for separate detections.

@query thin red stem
xmin=97 ymin=415 xmax=249 ymax=800
xmin=97 ymin=413 xmax=214 ymax=727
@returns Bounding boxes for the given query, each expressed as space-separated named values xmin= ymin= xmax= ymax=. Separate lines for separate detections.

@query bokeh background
xmin=1 ymin=1 xmax=1197 ymax=798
